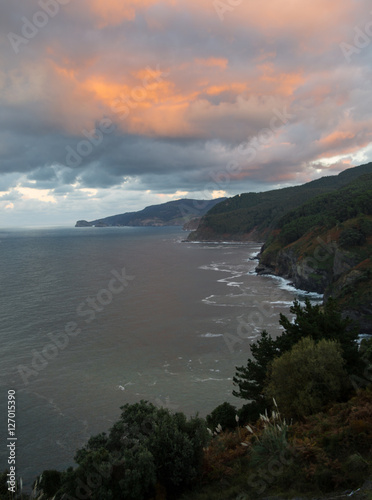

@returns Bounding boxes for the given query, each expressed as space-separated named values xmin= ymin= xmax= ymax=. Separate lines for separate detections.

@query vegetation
xmin=265 ymin=337 xmax=347 ymax=418
xmin=188 ymin=162 xmax=372 ymax=240
xmin=206 ymin=402 xmax=238 ymax=432
xmin=233 ymin=298 xmax=359 ymax=412
xmin=35 ymin=401 xmax=209 ymax=500
xmin=275 ymin=172 xmax=372 ymax=246
xmin=188 ymin=164 xmax=372 ymax=336
xmin=0 ymin=470 xmax=28 ymax=499
xmin=179 ymin=389 xmax=372 ymax=500
xmin=5 ymin=166 xmax=372 ymax=498
xmin=13 ymin=299 xmax=370 ymax=500
xmin=258 ymin=174 xmax=372 ymax=331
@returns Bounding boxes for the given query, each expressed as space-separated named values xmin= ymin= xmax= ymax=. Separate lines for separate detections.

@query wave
xmin=194 ymin=377 xmax=227 ymax=382
xmin=261 ymin=273 xmax=324 ymax=300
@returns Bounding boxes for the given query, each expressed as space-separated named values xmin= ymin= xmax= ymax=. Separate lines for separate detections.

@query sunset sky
xmin=1 ymin=0 xmax=372 ymax=226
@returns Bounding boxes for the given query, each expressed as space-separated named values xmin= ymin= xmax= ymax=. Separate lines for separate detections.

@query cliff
xmin=258 ymin=174 xmax=372 ymax=333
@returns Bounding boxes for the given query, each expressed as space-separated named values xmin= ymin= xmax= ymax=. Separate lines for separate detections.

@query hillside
xmin=258 ymin=173 xmax=372 ymax=333
xmin=75 ymin=198 xmax=226 ymax=228
xmin=187 ymin=163 xmax=372 ymax=241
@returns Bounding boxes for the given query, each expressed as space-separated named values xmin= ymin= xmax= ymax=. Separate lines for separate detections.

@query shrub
xmin=206 ymin=402 xmax=237 ymax=431
xmin=55 ymin=401 xmax=210 ymax=499
xmin=264 ymin=338 xmax=348 ymax=418
xmin=233 ymin=299 xmax=359 ymax=407
xmin=34 ymin=470 xmax=62 ymax=497
xmin=248 ymin=405 xmax=291 ymax=469
xmin=238 ymin=401 xmax=262 ymax=425
xmin=339 ymin=227 xmax=366 ymax=247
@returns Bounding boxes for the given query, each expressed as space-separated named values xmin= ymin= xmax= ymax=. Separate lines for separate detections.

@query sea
xmin=0 ymin=226 xmax=322 ymax=490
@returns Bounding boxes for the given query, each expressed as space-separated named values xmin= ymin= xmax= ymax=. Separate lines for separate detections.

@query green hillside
xmin=259 ymin=173 xmax=372 ymax=333
xmin=187 ymin=163 xmax=372 ymax=241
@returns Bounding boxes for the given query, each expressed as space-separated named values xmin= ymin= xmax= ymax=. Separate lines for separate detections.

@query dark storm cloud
xmin=1 ymin=0 xmax=372 ymax=226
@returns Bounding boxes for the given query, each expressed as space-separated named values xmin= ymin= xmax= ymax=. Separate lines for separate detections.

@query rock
xmin=75 ymin=220 xmax=92 ymax=227
xmin=255 ymin=264 xmax=274 ymax=275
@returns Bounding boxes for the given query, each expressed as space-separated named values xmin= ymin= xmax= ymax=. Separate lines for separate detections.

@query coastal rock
xmin=255 ymin=263 xmax=275 ymax=275
xmin=75 ymin=220 xmax=92 ymax=227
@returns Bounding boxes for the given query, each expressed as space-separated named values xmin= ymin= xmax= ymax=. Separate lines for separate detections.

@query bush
xmin=233 ymin=299 xmax=359 ymax=407
xmin=264 ymin=337 xmax=348 ymax=418
xmin=238 ymin=401 xmax=262 ymax=425
xmin=55 ymin=401 xmax=210 ymax=499
xmin=248 ymin=405 xmax=291 ymax=469
xmin=339 ymin=227 xmax=366 ymax=247
xmin=34 ymin=470 xmax=62 ymax=497
xmin=206 ymin=402 xmax=237 ymax=431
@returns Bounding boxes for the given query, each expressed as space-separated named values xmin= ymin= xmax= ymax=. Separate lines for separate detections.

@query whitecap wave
xmin=194 ymin=377 xmax=226 ymax=382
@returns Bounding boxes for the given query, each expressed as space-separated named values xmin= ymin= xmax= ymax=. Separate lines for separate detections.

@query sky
xmin=1 ymin=0 xmax=372 ymax=227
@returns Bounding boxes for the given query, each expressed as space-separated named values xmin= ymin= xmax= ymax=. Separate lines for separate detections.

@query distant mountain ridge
xmin=75 ymin=198 xmax=226 ymax=228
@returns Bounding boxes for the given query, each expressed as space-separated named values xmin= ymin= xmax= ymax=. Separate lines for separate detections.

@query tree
xmin=233 ymin=330 xmax=277 ymax=405
xmin=233 ymin=299 xmax=359 ymax=406
xmin=55 ymin=401 xmax=209 ymax=499
xmin=206 ymin=402 xmax=237 ymax=431
xmin=277 ymin=298 xmax=359 ymax=372
xmin=264 ymin=337 xmax=348 ymax=418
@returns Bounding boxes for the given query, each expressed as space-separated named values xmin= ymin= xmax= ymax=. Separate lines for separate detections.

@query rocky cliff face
xmin=258 ymin=229 xmax=372 ymax=333
xmin=259 ymin=245 xmax=360 ymax=293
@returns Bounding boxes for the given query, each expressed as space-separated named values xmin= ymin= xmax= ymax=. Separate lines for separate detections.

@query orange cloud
xmin=31 ymin=0 xmax=365 ymax=145
xmin=208 ymin=0 xmax=356 ymax=44
xmin=87 ymin=0 xmax=177 ymax=28
xmin=205 ymin=83 xmax=247 ymax=96
xmin=320 ymin=130 xmax=355 ymax=148
xmin=258 ymin=64 xmax=305 ymax=96
xmin=316 ymin=128 xmax=372 ymax=159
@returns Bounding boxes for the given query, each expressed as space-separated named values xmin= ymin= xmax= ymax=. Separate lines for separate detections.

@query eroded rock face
xmin=333 ymin=248 xmax=359 ymax=278
xmin=258 ymin=243 xmax=372 ymax=333
xmin=259 ymin=247 xmax=331 ymax=293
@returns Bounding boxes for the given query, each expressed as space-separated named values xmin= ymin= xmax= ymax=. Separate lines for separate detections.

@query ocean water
xmin=0 ymin=226 xmax=322 ymax=489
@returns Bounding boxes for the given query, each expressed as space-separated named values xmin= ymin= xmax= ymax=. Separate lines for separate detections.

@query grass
xmin=180 ymin=389 xmax=372 ymax=500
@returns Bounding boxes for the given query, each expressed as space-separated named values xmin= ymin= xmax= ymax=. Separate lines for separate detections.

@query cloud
xmin=1 ymin=0 xmax=372 ymax=226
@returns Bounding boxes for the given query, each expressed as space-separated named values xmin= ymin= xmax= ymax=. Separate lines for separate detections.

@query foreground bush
xmin=53 ymin=401 xmax=209 ymax=499
xmin=206 ymin=402 xmax=237 ymax=432
xmin=265 ymin=337 xmax=348 ymax=418
xmin=233 ymin=299 xmax=359 ymax=409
